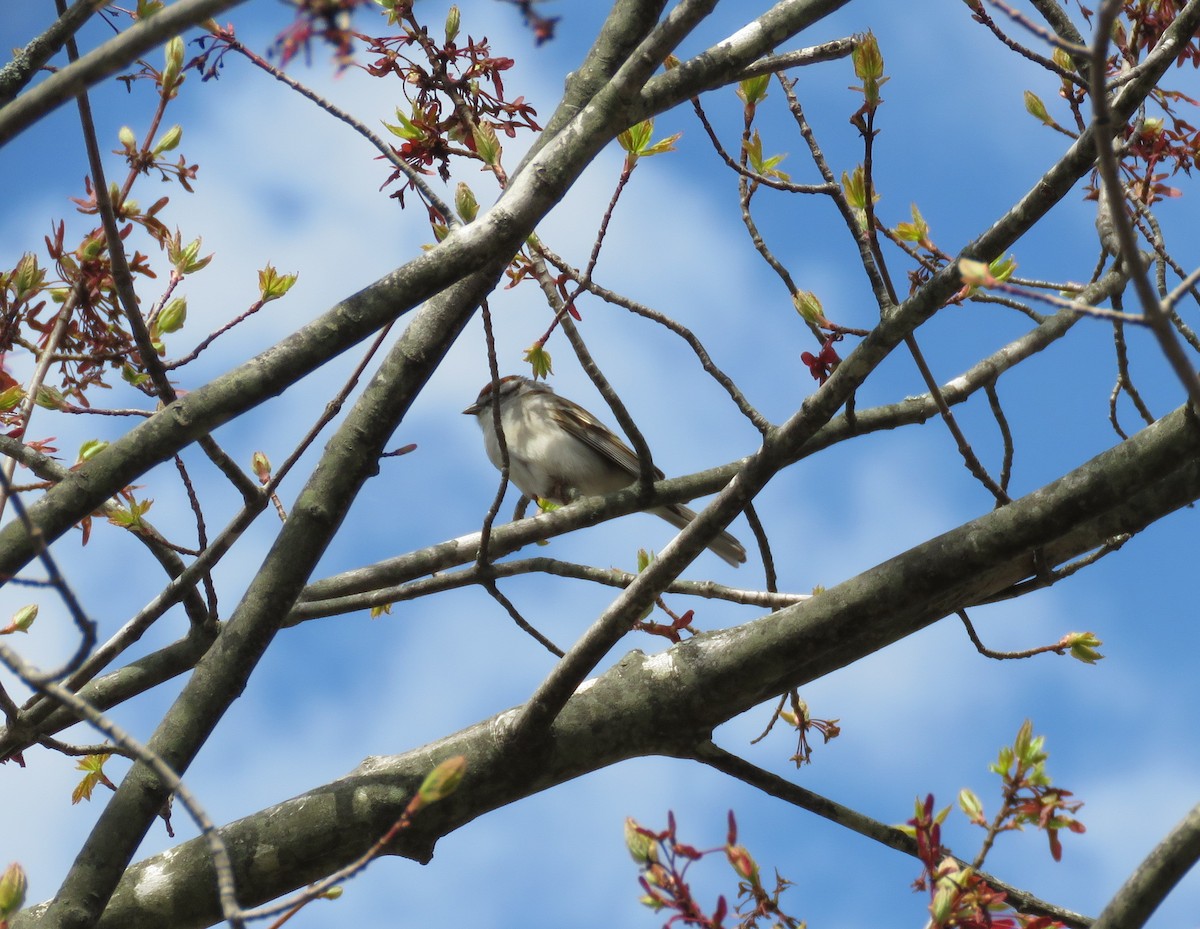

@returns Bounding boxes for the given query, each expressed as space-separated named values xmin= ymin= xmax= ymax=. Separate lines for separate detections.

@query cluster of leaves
xmin=626 ymin=812 xmax=804 ymax=929
xmin=903 ymin=721 xmax=1085 ymax=929
xmin=1014 ymin=3 xmax=1200 ymax=205
xmin=367 ymin=3 xmax=541 ymax=193
xmin=0 ymin=30 xmax=207 ymax=431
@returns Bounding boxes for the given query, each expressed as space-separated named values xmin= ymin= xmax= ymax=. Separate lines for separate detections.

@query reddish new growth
xmin=1089 ymin=1 xmax=1200 ymax=204
xmin=269 ymin=0 xmax=376 ymax=68
xmin=634 ymin=607 xmax=696 ymax=643
xmin=361 ymin=12 xmax=541 ymax=193
xmin=909 ymin=794 xmax=1060 ymax=929
xmin=907 ymin=722 xmax=1086 ymax=929
xmin=501 ymin=0 xmax=561 ymax=45
xmin=627 ymin=812 xmax=804 ymax=929
xmin=800 ymin=334 xmax=841 ymax=385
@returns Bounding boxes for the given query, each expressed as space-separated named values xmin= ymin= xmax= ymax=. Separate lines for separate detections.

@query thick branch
xmin=0 ymin=0 xmax=107 ymax=105
xmin=1089 ymin=800 xmax=1200 ymax=929
xmin=17 ymin=401 xmax=1199 ymax=929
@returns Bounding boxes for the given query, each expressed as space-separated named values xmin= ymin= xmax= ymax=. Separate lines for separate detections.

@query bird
xmin=463 ymin=375 xmax=746 ymax=567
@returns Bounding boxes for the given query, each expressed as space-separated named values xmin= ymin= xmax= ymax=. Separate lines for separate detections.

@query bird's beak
xmin=462 ymin=402 xmax=480 ymax=415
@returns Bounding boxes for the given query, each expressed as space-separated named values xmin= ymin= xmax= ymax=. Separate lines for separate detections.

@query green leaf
xmin=618 ymin=119 xmax=680 ymax=160
xmin=1064 ymin=631 xmax=1104 ymax=664
xmin=523 ymin=343 xmax=553 ymax=379
xmin=737 ymin=73 xmax=770 ymax=107
xmin=472 ymin=122 xmax=501 ymax=166
xmin=259 ymin=265 xmax=298 ymax=302
xmin=383 ymin=107 xmax=422 ymax=141
xmin=894 ymin=203 xmax=931 ymax=246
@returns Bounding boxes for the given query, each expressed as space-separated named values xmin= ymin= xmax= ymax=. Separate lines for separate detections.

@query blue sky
xmin=1 ymin=2 xmax=1199 ymax=928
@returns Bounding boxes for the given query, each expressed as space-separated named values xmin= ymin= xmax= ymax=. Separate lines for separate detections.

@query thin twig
xmin=690 ymin=741 xmax=1093 ymax=928
xmin=535 ymin=243 xmax=772 ymax=434
xmin=0 ymin=637 xmax=245 ymax=927
xmin=1090 ymin=0 xmax=1200 ymax=411
xmin=481 ymin=580 xmax=563 ymax=657
xmin=216 ymin=28 xmax=457 ymax=224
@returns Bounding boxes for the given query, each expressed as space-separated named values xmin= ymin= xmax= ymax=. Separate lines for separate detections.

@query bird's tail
xmin=651 ymin=504 xmax=747 ymax=568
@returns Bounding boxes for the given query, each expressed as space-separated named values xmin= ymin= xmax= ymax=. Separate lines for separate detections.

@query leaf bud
xmin=417 ymin=755 xmax=466 ymax=803
xmin=1023 ymin=90 xmax=1051 ymax=125
xmin=0 ymin=386 xmax=23 ymax=412
xmin=251 ymin=451 xmax=272 ymax=484
xmin=472 ymin=122 xmax=501 ymax=166
xmin=793 ymin=290 xmax=826 ymax=324
xmin=78 ymin=439 xmax=109 ymax=463
xmin=162 ymin=36 xmax=185 ymax=94
xmin=0 ymin=862 xmax=27 ymax=922
xmin=9 ymin=604 xmax=38 ymax=633
xmin=624 ymin=817 xmax=658 ymax=865
xmin=153 ymin=124 xmax=183 ymax=155
xmin=155 ymin=297 xmax=187 ymax=334
xmin=454 ymin=182 xmax=478 ymax=223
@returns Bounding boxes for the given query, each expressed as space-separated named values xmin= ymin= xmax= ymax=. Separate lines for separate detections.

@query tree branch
xmin=18 ymin=398 xmax=1200 ymax=929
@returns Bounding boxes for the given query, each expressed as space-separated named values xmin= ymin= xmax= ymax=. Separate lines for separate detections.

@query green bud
xmin=726 ymin=844 xmax=758 ymax=882
xmin=624 ymin=817 xmax=658 ymax=865
xmin=78 ymin=439 xmax=109 ymax=463
xmin=444 ymin=4 xmax=460 ymax=44
xmin=153 ymin=124 xmax=183 ymax=155
xmin=472 ymin=122 xmax=501 ymax=166
xmin=417 ymin=755 xmax=466 ymax=803
xmin=1063 ymin=631 xmax=1104 ymax=664
xmin=957 ymin=787 xmax=983 ymax=821
xmin=1053 ymin=47 xmax=1075 ymax=75
xmin=851 ymin=31 xmax=887 ymax=109
xmin=383 ymin=107 xmax=421 ymax=141
xmin=167 ymin=233 xmax=213 ymax=275
xmin=12 ymin=253 xmax=44 ymax=301
xmin=34 ymin=385 xmax=64 ymax=410
xmin=853 ymin=31 xmax=884 ymax=82
xmin=454 ymin=182 xmax=478 ymax=223
xmin=9 ymin=604 xmax=37 ymax=633
xmin=957 ymin=257 xmax=993 ymax=287
xmin=0 ymin=386 xmax=24 ymax=412
xmin=1023 ymin=90 xmax=1051 ymax=125
xmin=842 ymin=165 xmax=868 ymax=209
xmin=80 ymin=234 xmax=106 ymax=261
xmin=792 ymin=290 xmax=824 ymax=324
xmin=1140 ymin=116 xmax=1164 ymax=136
xmin=989 ymin=253 xmax=1017 ymax=284
xmin=118 ymin=125 xmax=138 ymax=150
xmin=251 ymin=450 xmax=271 ymax=483
xmin=156 ymin=297 xmax=187 ymax=334
xmin=0 ymin=862 xmax=27 ymax=921
xmin=162 ymin=36 xmax=185 ymax=94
